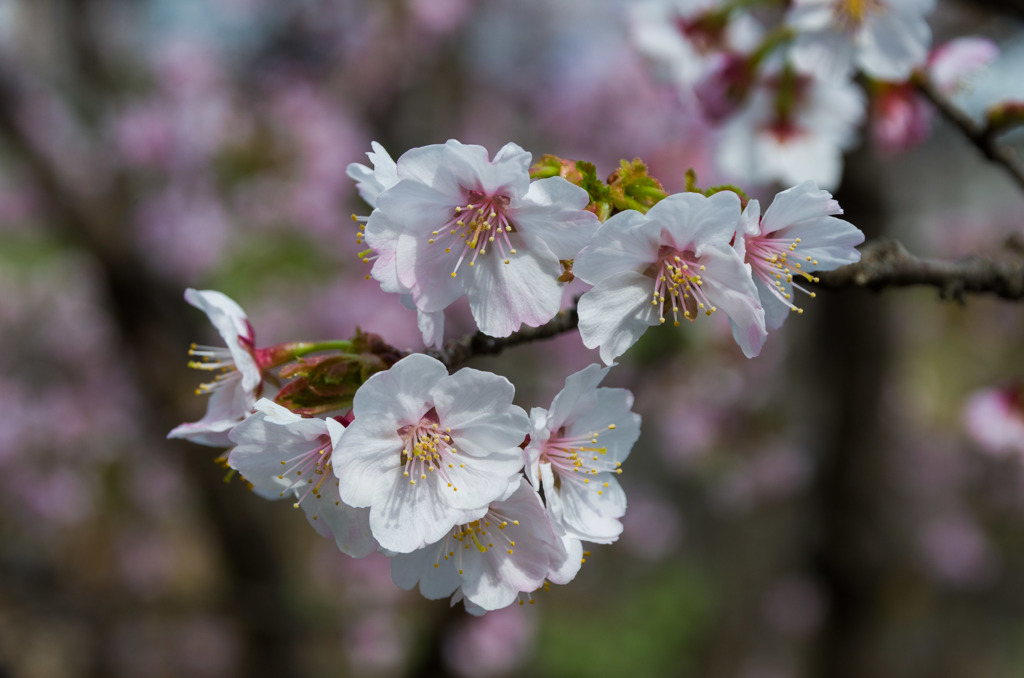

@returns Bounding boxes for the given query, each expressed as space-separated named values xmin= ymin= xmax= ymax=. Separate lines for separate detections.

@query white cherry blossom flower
xmin=787 ymin=0 xmax=935 ymax=81
xmin=168 ymin=289 xmax=266 ymax=446
xmin=525 ymin=364 xmax=641 ymax=544
xmin=733 ymin=182 xmax=863 ymax=330
xmin=227 ymin=399 xmax=376 ymax=557
xmin=715 ymin=69 xmax=865 ymax=190
xmin=575 ymin=190 xmax=766 ymax=364
xmin=333 ymin=353 xmax=529 ymax=553
xmin=348 ymin=142 xmax=446 ymax=348
xmin=390 ymin=478 xmax=569 ymax=613
xmin=363 ymin=139 xmax=597 ymax=340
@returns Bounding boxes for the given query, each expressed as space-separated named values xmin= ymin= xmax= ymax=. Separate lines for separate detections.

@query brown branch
xmin=915 ymin=71 xmax=1024 ymax=193
xmin=815 ymin=238 xmax=1024 ymax=301
xmin=420 ymin=307 xmax=579 ymax=369
xmin=426 ymin=239 xmax=1024 ymax=366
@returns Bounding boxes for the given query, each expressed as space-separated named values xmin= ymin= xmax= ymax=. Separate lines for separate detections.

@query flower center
xmin=648 ymin=246 xmax=717 ymax=326
xmin=834 ymin=0 xmax=882 ymax=31
xmin=745 ymin=234 xmax=820 ymax=314
xmin=276 ymin=434 xmax=336 ymax=510
xmin=541 ymin=424 xmax=622 ymax=495
xmin=428 ymin=190 xmax=517 ymax=277
xmin=397 ymin=408 xmax=461 ymax=492
xmin=187 ymin=343 xmax=243 ymax=396
xmin=429 ymin=508 xmax=523 ymax=574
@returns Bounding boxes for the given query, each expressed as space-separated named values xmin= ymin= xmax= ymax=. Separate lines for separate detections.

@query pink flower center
xmin=428 ymin=190 xmax=517 ymax=277
xmin=276 ymin=435 xmax=337 ymax=510
xmin=540 ymin=424 xmax=622 ymax=495
xmin=744 ymin=233 xmax=820 ymax=314
xmin=397 ymin=408 xmax=462 ymax=492
xmin=647 ymin=246 xmax=718 ymax=326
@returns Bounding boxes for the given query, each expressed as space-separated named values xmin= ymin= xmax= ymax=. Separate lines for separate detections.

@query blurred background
xmin=2 ymin=0 xmax=1024 ymax=677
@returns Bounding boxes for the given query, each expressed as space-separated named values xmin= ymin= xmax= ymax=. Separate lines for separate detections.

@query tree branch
xmin=429 ymin=239 xmax=1024 ymax=367
xmin=422 ymin=307 xmax=579 ymax=369
xmin=915 ymin=71 xmax=1024 ymax=193
xmin=814 ymin=238 xmax=1024 ymax=300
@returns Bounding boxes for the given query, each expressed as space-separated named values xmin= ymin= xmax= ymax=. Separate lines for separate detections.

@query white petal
xmin=577 ymin=271 xmax=660 ymax=365
xmin=461 ymin=249 xmax=563 ymax=338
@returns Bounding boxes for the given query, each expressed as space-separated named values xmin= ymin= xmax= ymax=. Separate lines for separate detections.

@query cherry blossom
xmin=928 ymin=37 xmax=999 ymax=94
xmin=715 ymin=68 xmax=865 ymax=189
xmin=332 ymin=353 xmax=529 ymax=553
xmin=227 ymin=399 xmax=376 ymax=557
xmin=733 ymin=181 xmax=863 ymax=330
xmin=390 ymin=478 xmax=570 ymax=613
xmin=362 ymin=140 xmax=598 ymax=340
xmin=348 ymin=142 xmax=445 ymax=347
xmin=575 ymin=190 xmax=766 ymax=364
xmin=524 ymin=364 xmax=641 ymax=544
xmin=630 ymin=0 xmax=763 ymax=97
xmin=168 ymin=289 xmax=267 ymax=446
xmin=787 ymin=0 xmax=935 ymax=81
xmin=963 ymin=385 xmax=1024 ymax=457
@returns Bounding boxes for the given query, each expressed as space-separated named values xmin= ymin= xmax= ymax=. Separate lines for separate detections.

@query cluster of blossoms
xmin=170 ymin=137 xmax=865 ymax=612
xmin=629 ymin=0 xmax=1000 ymax=186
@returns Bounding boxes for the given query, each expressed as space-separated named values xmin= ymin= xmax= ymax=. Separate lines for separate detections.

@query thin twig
xmin=915 ymin=71 xmax=1024 ymax=193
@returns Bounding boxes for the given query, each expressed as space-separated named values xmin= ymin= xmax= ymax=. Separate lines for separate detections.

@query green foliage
xmin=534 ymin=564 xmax=714 ymax=678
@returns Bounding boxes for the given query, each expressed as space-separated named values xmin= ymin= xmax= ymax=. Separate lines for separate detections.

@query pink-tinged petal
xmin=369 ymin=471 xmax=486 ymax=553
xmin=431 ymin=368 xmax=528 ymax=449
xmin=790 ymin=28 xmax=857 ymax=80
xmin=647 ymin=191 xmax=741 ymax=253
xmin=330 ymin=421 xmax=403 ymax=508
xmin=548 ymin=534 xmax=583 ymax=585
xmin=761 ymin=181 xmax=842 ymax=235
xmin=567 ymin=389 xmax=642 ymax=464
xmin=577 ymin=270 xmax=660 ymax=365
xmin=460 ymin=251 xmax=563 ymax=338
xmin=754 ymin=274 xmax=795 ymax=332
xmin=441 ymin=140 xmax=528 ymax=199
xmin=417 ymin=308 xmax=446 ymax=349
xmin=391 ymin=539 xmax=462 ymax=598
xmin=573 ymin=210 xmax=659 ymax=285
xmin=347 ymin=141 xmax=398 ymax=208
xmin=168 ymin=374 xmax=249 ymax=446
xmin=777 ymin=217 xmax=864 ymax=270
xmin=183 ymin=288 xmax=260 ymax=391
xmin=375 ymin=180 xmax=458 ymax=237
xmin=555 ymin=473 xmax=627 ymax=544
xmin=856 ymin=12 xmax=930 ymax=81
xmin=547 ymin=364 xmax=610 ymax=429
xmin=300 ymin=482 xmax=377 ymax=558
xmin=929 ymin=38 xmax=998 ymax=93
xmin=699 ymin=245 xmax=766 ymax=358
xmin=399 ymin=231 xmax=463 ymax=311
xmin=460 ymin=481 xmax=561 ymax=611
xmin=350 ymin=353 xmax=447 ymax=425
xmin=512 ymin=177 xmax=598 ymax=260
xmin=395 ymin=143 xmax=463 ymax=196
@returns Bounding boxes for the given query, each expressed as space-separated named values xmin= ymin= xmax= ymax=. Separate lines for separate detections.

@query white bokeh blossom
xmin=787 ymin=0 xmax=935 ymax=81
xmin=716 ymin=69 xmax=865 ymax=190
